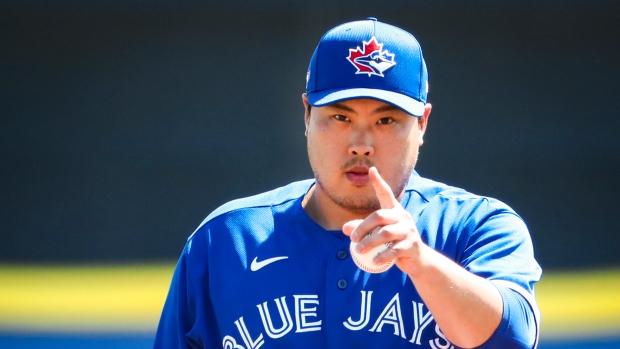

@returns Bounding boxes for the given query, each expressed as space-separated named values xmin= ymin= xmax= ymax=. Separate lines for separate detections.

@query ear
xmin=417 ymin=103 xmax=432 ymax=145
xmin=302 ymin=93 xmax=311 ymax=136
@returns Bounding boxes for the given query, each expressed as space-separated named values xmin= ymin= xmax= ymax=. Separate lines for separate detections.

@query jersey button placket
xmin=336 ymin=250 xmax=349 ymax=289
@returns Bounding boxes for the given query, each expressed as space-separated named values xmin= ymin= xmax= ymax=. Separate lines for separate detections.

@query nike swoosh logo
xmin=250 ymin=256 xmax=288 ymax=271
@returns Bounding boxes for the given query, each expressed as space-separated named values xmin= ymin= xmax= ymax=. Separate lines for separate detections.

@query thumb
xmin=342 ymin=219 xmax=363 ymax=238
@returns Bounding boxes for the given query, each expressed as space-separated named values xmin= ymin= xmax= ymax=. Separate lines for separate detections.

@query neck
xmin=301 ymin=184 xmax=371 ymax=231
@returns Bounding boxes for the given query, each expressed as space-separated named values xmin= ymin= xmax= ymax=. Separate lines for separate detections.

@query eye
xmin=377 ymin=117 xmax=394 ymax=125
xmin=333 ymin=114 xmax=350 ymax=122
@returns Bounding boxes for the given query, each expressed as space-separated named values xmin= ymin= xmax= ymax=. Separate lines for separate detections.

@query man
xmin=154 ymin=18 xmax=541 ymax=349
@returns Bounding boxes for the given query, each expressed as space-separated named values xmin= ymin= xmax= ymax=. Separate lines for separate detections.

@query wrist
xmin=402 ymin=239 xmax=434 ymax=278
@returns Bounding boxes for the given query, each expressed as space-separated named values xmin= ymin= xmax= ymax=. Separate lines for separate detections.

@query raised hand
xmin=342 ymin=167 xmax=426 ymax=275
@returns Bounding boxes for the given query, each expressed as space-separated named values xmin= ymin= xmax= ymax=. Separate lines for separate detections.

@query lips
xmin=345 ymin=166 xmax=370 ymax=185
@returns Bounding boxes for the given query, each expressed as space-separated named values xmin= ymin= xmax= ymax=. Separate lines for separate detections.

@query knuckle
xmin=374 ymin=226 xmax=395 ymax=243
xmin=374 ymin=227 xmax=388 ymax=239
xmin=374 ymin=209 xmax=393 ymax=223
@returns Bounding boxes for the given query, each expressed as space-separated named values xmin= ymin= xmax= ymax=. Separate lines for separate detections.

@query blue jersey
xmin=154 ymin=172 xmax=542 ymax=349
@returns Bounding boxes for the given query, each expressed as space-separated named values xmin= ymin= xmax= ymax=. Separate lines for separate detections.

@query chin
xmin=333 ymin=193 xmax=381 ymax=215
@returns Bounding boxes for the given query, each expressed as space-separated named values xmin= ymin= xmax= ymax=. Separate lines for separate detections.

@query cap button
xmin=367 ymin=17 xmax=377 ymax=21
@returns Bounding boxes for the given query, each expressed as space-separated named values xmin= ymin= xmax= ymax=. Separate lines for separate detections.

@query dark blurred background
xmin=1 ymin=1 xmax=619 ymax=270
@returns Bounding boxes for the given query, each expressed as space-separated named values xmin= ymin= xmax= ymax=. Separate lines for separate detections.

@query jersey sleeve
xmin=460 ymin=207 xmax=542 ymax=349
xmin=153 ymin=245 xmax=194 ymax=349
xmin=475 ymin=281 xmax=540 ymax=349
xmin=153 ymin=230 xmax=220 ymax=349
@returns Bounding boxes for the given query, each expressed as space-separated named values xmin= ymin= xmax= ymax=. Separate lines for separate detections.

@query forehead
xmin=320 ymin=98 xmax=405 ymax=115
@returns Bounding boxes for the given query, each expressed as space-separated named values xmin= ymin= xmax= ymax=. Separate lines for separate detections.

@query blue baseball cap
xmin=306 ymin=18 xmax=428 ymax=117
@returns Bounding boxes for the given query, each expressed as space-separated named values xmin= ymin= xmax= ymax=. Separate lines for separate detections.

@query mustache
xmin=341 ymin=157 xmax=375 ymax=171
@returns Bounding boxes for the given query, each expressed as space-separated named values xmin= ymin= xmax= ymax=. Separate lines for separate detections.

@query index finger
xmin=369 ymin=167 xmax=400 ymax=209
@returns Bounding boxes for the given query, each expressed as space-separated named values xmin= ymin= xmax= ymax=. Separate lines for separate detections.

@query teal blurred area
xmin=0 ymin=334 xmax=153 ymax=349
xmin=0 ymin=332 xmax=154 ymax=349
xmin=1 ymin=332 xmax=620 ymax=348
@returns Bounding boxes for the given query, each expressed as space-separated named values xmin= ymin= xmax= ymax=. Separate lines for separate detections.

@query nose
xmin=348 ymin=129 xmax=374 ymax=157
xmin=350 ymin=145 xmax=373 ymax=156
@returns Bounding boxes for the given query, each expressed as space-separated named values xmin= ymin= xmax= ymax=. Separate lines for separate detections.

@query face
xmin=303 ymin=95 xmax=430 ymax=216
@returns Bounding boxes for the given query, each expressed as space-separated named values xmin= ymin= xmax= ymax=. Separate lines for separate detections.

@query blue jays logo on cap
xmin=347 ymin=37 xmax=396 ymax=77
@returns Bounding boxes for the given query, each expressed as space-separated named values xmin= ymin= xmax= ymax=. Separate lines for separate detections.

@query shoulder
xmin=188 ymin=179 xmax=315 ymax=240
xmin=407 ymin=173 xmax=541 ymax=288
xmin=404 ymin=172 xmax=529 ymax=251
xmin=405 ymin=172 xmax=518 ymax=217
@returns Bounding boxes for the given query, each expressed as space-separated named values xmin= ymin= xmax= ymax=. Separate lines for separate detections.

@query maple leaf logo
xmin=347 ymin=37 xmax=396 ymax=77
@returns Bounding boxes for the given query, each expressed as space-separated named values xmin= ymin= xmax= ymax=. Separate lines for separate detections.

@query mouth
xmin=345 ymin=166 xmax=370 ymax=185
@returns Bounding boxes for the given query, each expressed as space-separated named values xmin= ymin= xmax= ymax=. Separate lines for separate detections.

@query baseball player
xmin=154 ymin=18 xmax=541 ymax=349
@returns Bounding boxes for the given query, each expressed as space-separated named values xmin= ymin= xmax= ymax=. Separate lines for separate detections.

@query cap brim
xmin=307 ymin=88 xmax=425 ymax=117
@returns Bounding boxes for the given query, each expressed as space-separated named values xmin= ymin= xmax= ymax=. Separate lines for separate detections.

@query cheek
xmin=307 ymin=127 xmax=347 ymax=177
xmin=403 ymin=135 xmax=421 ymax=163
xmin=381 ymin=134 xmax=419 ymax=170
xmin=307 ymin=135 xmax=320 ymax=167
xmin=307 ymin=128 xmax=330 ymax=169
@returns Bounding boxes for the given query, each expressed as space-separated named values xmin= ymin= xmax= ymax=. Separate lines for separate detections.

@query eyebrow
xmin=327 ymin=102 xmax=356 ymax=113
xmin=327 ymin=101 xmax=401 ymax=114
xmin=372 ymin=104 xmax=401 ymax=114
